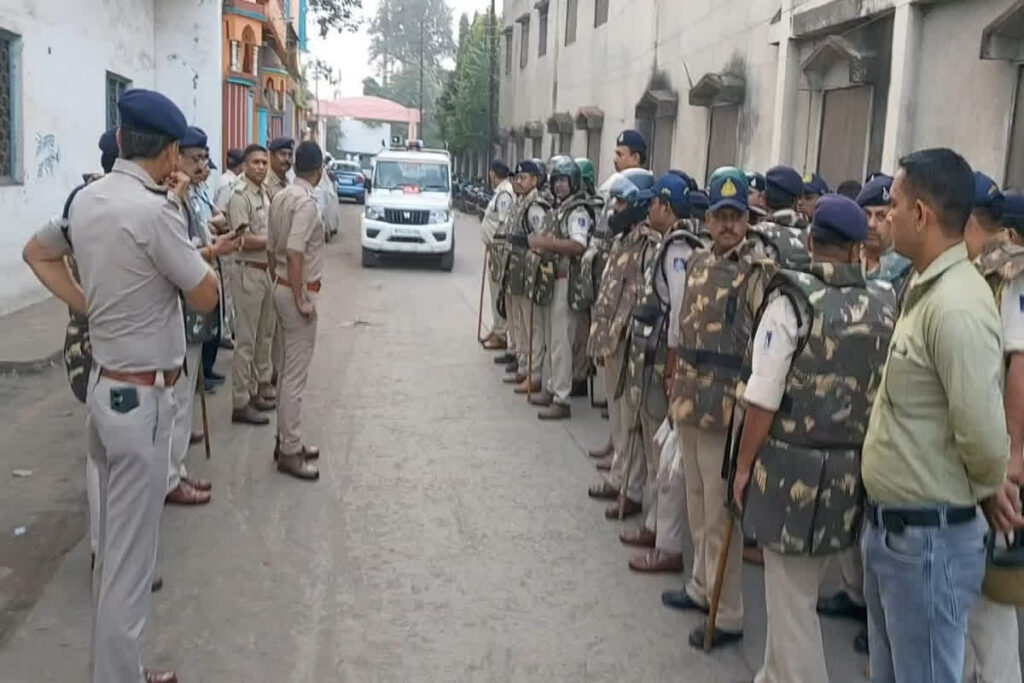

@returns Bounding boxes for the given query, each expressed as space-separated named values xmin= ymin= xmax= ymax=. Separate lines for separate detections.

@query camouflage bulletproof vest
xmin=568 ymin=196 xmax=604 ymax=313
xmin=502 ymin=191 xmax=542 ymax=297
xmin=976 ymin=237 xmax=1024 ymax=304
xmin=64 ymin=256 xmax=91 ymax=403
xmin=742 ymin=263 xmax=897 ymax=557
xmin=525 ymin=194 xmax=588 ymax=306
xmin=588 ymin=226 xmax=647 ymax=360
xmin=625 ymin=222 xmax=705 ymax=419
xmin=749 ymin=220 xmax=811 ymax=271
xmin=486 ymin=184 xmax=514 ymax=284
xmin=669 ymin=239 xmax=774 ymax=432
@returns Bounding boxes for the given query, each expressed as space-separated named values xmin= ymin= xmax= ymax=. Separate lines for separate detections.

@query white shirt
xmin=565 ymin=206 xmax=593 ymax=247
xmin=482 ymin=179 xmax=514 ymax=243
xmin=664 ymin=240 xmax=696 ymax=350
xmin=526 ymin=203 xmax=547 ymax=233
xmin=1000 ymin=275 xmax=1024 ymax=354
xmin=214 ymin=169 xmax=239 ymax=212
xmin=742 ymin=291 xmax=811 ymax=411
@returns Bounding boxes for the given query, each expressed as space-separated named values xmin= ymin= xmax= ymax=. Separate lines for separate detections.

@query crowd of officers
xmin=21 ymin=89 xmax=329 ymax=682
xmin=480 ymin=128 xmax=1024 ymax=682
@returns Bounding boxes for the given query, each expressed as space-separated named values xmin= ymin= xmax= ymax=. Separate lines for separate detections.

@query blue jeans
xmin=862 ymin=507 xmax=987 ymax=683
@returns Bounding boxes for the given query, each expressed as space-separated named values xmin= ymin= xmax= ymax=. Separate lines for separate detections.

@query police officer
xmin=661 ymin=173 xmax=771 ymax=649
xmin=502 ymin=160 xmax=548 ymax=394
xmin=586 ymin=168 xmax=656 ymax=519
xmin=964 ymin=172 xmax=1024 ymax=683
xmin=799 ymin=171 xmax=830 ymax=219
xmin=854 ymin=174 xmax=914 ymax=309
xmin=23 ymin=88 xmax=220 ymax=683
xmin=228 ymin=144 xmax=278 ymax=424
xmin=571 ymin=157 xmax=602 ymax=397
xmin=731 ymin=194 xmax=896 ymax=682
xmin=619 ymin=173 xmax=705 ymax=573
xmin=481 ymin=160 xmax=515 ymax=353
xmin=266 ymin=136 xmax=294 ymax=200
xmin=525 ymin=157 xmax=592 ymax=419
xmin=750 ymin=166 xmax=812 ymax=271
xmin=268 ymin=140 xmax=325 ymax=481
xmin=747 ymin=171 xmax=768 ymax=221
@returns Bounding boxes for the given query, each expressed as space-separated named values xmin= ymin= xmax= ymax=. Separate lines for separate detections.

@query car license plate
xmin=394 ymin=227 xmax=421 ymax=237
xmin=340 ymin=177 xmax=353 ymax=185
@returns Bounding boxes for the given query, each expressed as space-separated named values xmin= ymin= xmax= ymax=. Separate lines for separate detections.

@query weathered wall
xmin=0 ymin=0 xmax=221 ymax=315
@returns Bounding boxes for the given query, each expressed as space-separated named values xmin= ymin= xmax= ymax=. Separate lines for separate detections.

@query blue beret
xmin=708 ymin=174 xmax=749 ymax=212
xmin=765 ymin=165 xmax=803 ymax=200
xmin=516 ymin=159 xmax=542 ymax=177
xmin=180 ymin=126 xmax=207 ymax=150
xmin=689 ymin=189 xmax=709 ymax=212
xmin=811 ymin=194 xmax=868 ymax=244
xmin=1002 ymin=190 xmax=1024 ymax=231
xmin=207 ymin=156 xmax=217 ymax=170
xmin=865 ymin=171 xmax=887 ymax=184
xmin=856 ymin=174 xmax=893 ymax=207
xmin=117 ymin=89 xmax=187 ymax=140
xmin=746 ymin=171 xmax=766 ymax=192
xmin=803 ymin=172 xmax=830 ymax=196
xmin=98 ymin=128 xmax=119 ymax=156
xmin=616 ymin=129 xmax=647 ymax=153
xmin=490 ymin=159 xmax=510 ymax=176
xmin=974 ymin=171 xmax=1003 ymax=209
xmin=668 ymin=169 xmax=699 ymax=192
xmin=226 ymin=148 xmax=245 ymax=167
xmin=653 ymin=173 xmax=691 ymax=216
xmin=268 ymin=136 xmax=295 ymax=152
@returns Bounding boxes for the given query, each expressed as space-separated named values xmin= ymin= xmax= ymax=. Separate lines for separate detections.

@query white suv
xmin=361 ymin=147 xmax=455 ymax=271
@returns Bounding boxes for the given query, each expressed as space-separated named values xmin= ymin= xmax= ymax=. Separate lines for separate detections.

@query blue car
xmin=333 ymin=160 xmax=367 ymax=203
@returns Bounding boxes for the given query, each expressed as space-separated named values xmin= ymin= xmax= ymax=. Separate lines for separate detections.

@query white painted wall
xmin=0 ymin=0 xmax=221 ymax=315
xmin=335 ymin=119 xmax=392 ymax=157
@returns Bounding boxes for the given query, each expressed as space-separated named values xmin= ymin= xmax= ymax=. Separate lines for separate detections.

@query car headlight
xmin=365 ymin=206 xmax=384 ymax=221
xmin=429 ymin=209 xmax=451 ymax=224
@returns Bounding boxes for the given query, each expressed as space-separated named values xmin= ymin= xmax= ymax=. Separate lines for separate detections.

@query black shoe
xmin=817 ymin=591 xmax=867 ymax=622
xmin=570 ymin=379 xmax=588 ymax=397
xmin=853 ymin=626 xmax=869 ymax=654
xmin=493 ymin=353 xmax=516 ymax=365
xmin=688 ymin=625 xmax=743 ymax=651
xmin=151 ymin=575 xmax=163 ymax=592
xmin=601 ymin=408 xmax=609 ymax=420
xmin=203 ymin=380 xmax=218 ymax=394
xmin=205 ymin=369 xmax=226 ymax=381
xmin=661 ymin=590 xmax=710 ymax=613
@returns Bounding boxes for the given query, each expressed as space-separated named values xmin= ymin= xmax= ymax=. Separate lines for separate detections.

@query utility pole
xmin=488 ymin=0 xmax=496 ymax=165
xmin=419 ymin=13 xmax=425 ymax=140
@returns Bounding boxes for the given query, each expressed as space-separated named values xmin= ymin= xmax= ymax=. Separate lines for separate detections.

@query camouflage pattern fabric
xmin=525 ymin=193 xmax=586 ymax=307
xmin=588 ymin=226 xmax=648 ymax=360
xmin=670 ymin=239 xmax=774 ymax=432
xmin=741 ymin=262 xmax=897 ymax=556
xmin=568 ymin=196 xmax=605 ymax=313
xmin=502 ymin=192 xmax=533 ymax=297
xmin=182 ymin=199 xmax=220 ymax=344
xmin=63 ymin=256 xmax=91 ymax=404
xmin=488 ymin=235 xmax=509 ymax=284
xmin=976 ymin=235 xmax=1024 ymax=303
xmin=749 ymin=216 xmax=811 ymax=271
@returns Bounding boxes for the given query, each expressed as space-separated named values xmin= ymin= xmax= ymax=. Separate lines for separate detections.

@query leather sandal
xmin=182 ymin=476 xmax=212 ymax=492
xmin=165 ymin=482 xmax=211 ymax=506
xmin=587 ymin=481 xmax=619 ymax=500
xmin=619 ymin=526 xmax=656 ymax=548
xmin=628 ymin=549 xmax=683 ymax=573
xmin=482 ymin=334 xmax=507 ymax=350
xmin=276 ymin=452 xmax=319 ymax=481
xmin=527 ymin=390 xmax=553 ymax=406
xmin=502 ymin=373 xmax=526 ymax=385
xmin=688 ymin=624 xmax=743 ymax=651
xmin=588 ymin=442 xmax=614 ymax=459
xmin=604 ymin=497 xmax=642 ymax=519
xmin=595 ymin=458 xmax=611 ymax=471
xmin=144 ymin=669 xmax=177 ymax=683
xmin=513 ymin=379 xmax=542 ymax=395
xmin=537 ymin=403 xmax=571 ymax=420
xmin=189 ymin=431 xmax=205 ymax=445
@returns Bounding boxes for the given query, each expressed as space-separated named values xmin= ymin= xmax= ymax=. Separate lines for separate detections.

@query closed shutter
xmin=587 ymin=129 xmax=601 ymax=179
xmin=817 ymin=85 xmax=872 ymax=189
xmin=705 ymin=105 xmax=739 ymax=183
xmin=651 ymin=116 xmax=675 ymax=176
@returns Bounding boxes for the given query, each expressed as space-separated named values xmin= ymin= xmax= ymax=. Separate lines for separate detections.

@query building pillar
xmin=251 ymin=45 xmax=260 ymax=77
xmin=230 ymin=41 xmax=240 ymax=72
xmin=769 ymin=0 xmax=801 ymax=165
xmin=880 ymin=2 xmax=922 ymax=172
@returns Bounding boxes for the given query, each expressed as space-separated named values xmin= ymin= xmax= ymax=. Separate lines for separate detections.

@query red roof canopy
xmin=315 ymin=96 xmax=421 ymax=124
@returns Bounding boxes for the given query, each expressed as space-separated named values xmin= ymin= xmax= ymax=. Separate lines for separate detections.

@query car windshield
xmin=335 ymin=162 xmax=361 ymax=173
xmin=375 ymin=161 xmax=450 ymax=192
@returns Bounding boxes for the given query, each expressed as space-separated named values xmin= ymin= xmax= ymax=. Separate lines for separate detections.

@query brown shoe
xmin=513 ymin=379 xmax=542 ymax=395
xmin=251 ymin=394 xmax=276 ymax=412
xmin=189 ymin=430 xmax=205 ymax=445
xmin=165 ymin=482 xmax=211 ymax=506
xmin=588 ymin=481 xmax=620 ymax=500
xmin=259 ymin=382 xmax=276 ymax=401
xmin=743 ymin=545 xmax=764 ymax=566
xmin=145 ymin=670 xmax=177 ymax=683
xmin=605 ymin=497 xmax=642 ymax=520
xmin=482 ymin=334 xmax=507 ymax=350
xmin=528 ymin=390 xmax=554 ymax=406
xmin=276 ymin=452 xmax=320 ymax=481
xmin=502 ymin=373 xmax=527 ymax=385
xmin=629 ymin=549 xmax=684 ymax=573
xmin=538 ymin=403 xmax=571 ymax=420
xmin=595 ymin=458 xmax=611 ymax=471
xmin=182 ymin=476 xmax=212 ymax=492
xmin=273 ymin=444 xmax=320 ymax=462
xmin=619 ymin=526 xmax=656 ymax=548
xmin=233 ymin=404 xmax=270 ymax=425
xmin=588 ymin=441 xmax=613 ymax=459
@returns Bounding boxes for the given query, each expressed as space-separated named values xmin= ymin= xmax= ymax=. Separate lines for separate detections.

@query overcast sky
xmin=306 ymin=0 xmax=493 ymax=98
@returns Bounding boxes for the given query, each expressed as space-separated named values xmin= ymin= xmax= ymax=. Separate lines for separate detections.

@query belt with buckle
xmin=866 ymin=503 xmax=976 ymax=532
xmin=239 ymin=260 xmax=268 ymax=271
xmin=100 ymin=367 xmax=181 ymax=387
xmin=276 ymin=276 xmax=322 ymax=293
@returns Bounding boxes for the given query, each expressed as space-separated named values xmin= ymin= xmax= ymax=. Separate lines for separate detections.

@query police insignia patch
xmin=673 ymin=257 xmax=686 ymax=272
xmin=1019 ymin=294 xmax=1024 ymax=312
xmin=765 ymin=330 xmax=773 ymax=349
xmin=722 ymin=179 xmax=737 ymax=198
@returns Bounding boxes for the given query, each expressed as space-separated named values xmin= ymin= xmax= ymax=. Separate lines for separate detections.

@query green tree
xmin=308 ymin=0 xmax=363 ymax=38
xmin=438 ymin=12 xmax=494 ymax=158
xmin=362 ymin=77 xmax=384 ymax=97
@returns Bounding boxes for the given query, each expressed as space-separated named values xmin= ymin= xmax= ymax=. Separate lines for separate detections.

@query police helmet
xmin=708 ymin=166 xmax=749 ymax=192
xmin=575 ymin=158 xmax=597 ymax=189
xmin=548 ymin=156 xmax=582 ymax=195
xmin=620 ymin=168 xmax=656 ymax=205
xmin=532 ymin=158 xmax=548 ymax=190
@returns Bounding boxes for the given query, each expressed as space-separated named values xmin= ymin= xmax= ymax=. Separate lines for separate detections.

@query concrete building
xmin=223 ymin=0 xmax=308 ymax=158
xmin=0 ymin=0 xmax=222 ymax=315
xmin=498 ymin=0 xmax=1024 ymax=190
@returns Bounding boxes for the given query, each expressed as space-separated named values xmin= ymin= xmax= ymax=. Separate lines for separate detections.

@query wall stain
xmin=35 ymin=134 xmax=61 ymax=179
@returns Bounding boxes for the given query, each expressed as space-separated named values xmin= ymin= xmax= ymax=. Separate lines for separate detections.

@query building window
xmin=106 ymin=72 xmax=132 ymax=130
xmin=817 ymin=85 xmax=872 ymax=189
xmin=595 ymin=0 xmax=609 ymax=27
xmin=0 ymin=31 xmax=15 ymax=182
xmin=586 ymin=129 xmax=601 ymax=179
xmin=705 ymin=105 xmax=739 ymax=183
xmin=1007 ymin=66 xmax=1024 ymax=189
xmin=516 ymin=137 xmax=525 ymax=164
xmin=504 ymin=29 xmax=513 ymax=75
xmin=565 ymin=0 xmax=578 ymax=45
xmin=538 ymin=8 xmax=548 ymax=58
xmin=558 ymin=132 xmax=572 ymax=154
xmin=636 ymin=111 xmax=675 ymax=175
xmin=519 ymin=20 xmax=530 ymax=69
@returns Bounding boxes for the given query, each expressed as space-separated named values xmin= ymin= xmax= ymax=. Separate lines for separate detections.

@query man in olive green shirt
xmin=861 ymin=148 xmax=1023 ymax=683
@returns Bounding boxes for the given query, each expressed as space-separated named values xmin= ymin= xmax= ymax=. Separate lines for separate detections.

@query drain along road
xmin=0 ymin=205 xmax=868 ymax=682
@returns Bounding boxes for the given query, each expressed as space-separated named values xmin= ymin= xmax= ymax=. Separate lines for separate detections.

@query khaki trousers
xmin=273 ymin=286 xmax=318 ymax=456
xmin=834 ymin=545 xmax=865 ymax=605
xmin=509 ymin=294 xmax=545 ymax=383
xmin=230 ymin=264 xmax=275 ymax=409
xmin=755 ymin=550 xmax=829 ymax=683
xmin=964 ymin=595 xmax=1023 ymax=683
xmin=679 ymin=424 xmax=744 ymax=631
xmin=604 ymin=342 xmax=645 ymax=502
xmin=646 ymin=428 xmax=686 ymax=554
xmin=168 ymin=343 xmax=201 ymax=492
xmin=573 ymin=310 xmax=590 ymax=382
xmin=542 ymin=278 xmax=576 ymax=405
xmin=505 ymin=292 xmax=517 ymax=356
xmin=487 ymin=274 xmax=507 ymax=337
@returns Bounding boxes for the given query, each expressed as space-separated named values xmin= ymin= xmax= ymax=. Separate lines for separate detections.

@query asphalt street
xmin=0 ymin=205 xmax=870 ymax=682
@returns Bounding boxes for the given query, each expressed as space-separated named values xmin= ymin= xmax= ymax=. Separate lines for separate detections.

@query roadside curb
xmin=0 ymin=349 xmax=63 ymax=375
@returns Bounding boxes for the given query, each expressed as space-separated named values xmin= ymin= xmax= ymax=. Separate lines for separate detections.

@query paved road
xmin=0 ymin=205 xmax=869 ymax=682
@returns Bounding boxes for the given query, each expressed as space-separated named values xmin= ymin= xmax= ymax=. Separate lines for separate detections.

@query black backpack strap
xmin=60 ymin=182 xmax=90 ymax=251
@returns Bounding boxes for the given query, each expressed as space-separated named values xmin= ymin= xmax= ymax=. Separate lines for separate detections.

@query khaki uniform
xmin=268 ymin=177 xmax=324 ymax=456
xmin=34 ymin=159 xmax=211 ymax=682
xmin=482 ymin=179 xmax=515 ymax=338
xmin=506 ymin=189 xmax=547 ymax=382
xmin=228 ymin=176 xmax=275 ymax=410
xmin=266 ymin=171 xmax=290 ymax=376
xmin=266 ymin=170 xmax=289 ymax=200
